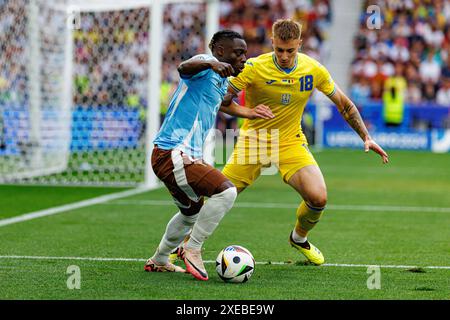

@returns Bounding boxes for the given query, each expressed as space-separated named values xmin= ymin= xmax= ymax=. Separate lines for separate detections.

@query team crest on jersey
xmin=281 ymin=93 xmax=291 ymax=105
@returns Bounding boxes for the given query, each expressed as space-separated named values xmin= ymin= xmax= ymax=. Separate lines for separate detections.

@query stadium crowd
xmin=1 ymin=0 xmax=331 ymax=108
xmin=0 ymin=0 xmax=27 ymax=104
xmin=350 ymin=0 xmax=450 ymax=106
xmin=160 ymin=0 xmax=332 ymax=127
xmin=3 ymin=0 xmax=448 ymax=116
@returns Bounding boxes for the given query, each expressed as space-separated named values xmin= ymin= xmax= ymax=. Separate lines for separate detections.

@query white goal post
xmin=0 ymin=0 xmax=219 ymax=188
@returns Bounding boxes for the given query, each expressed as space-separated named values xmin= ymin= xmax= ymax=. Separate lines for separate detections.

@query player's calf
xmin=186 ymin=186 xmax=237 ymax=250
xmin=295 ymin=200 xmax=325 ymax=237
xmin=183 ymin=184 xmax=237 ymax=281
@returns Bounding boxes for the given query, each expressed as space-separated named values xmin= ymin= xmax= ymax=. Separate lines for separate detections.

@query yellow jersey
xmin=229 ymin=52 xmax=335 ymax=143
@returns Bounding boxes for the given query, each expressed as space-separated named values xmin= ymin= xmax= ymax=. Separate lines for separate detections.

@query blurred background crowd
xmin=0 ymin=0 xmax=449 ymax=132
xmin=0 ymin=0 xmax=331 ymax=107
xmin=350 ymin=0 xmax=450 ymax=106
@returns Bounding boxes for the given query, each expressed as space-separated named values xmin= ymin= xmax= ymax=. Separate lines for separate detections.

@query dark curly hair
xmin=208 ymin=30 xmax=244 ymax=52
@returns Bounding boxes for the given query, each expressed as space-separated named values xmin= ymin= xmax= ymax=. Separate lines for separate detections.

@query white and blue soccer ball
xmin=215 ymin=245 xmax=255 ymax=283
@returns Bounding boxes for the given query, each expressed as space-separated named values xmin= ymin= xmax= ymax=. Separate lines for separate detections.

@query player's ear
xmin=298 ymin=39 xmax=303 ymax=51
xmin=216 ymin=44 xmax=225 ymax=57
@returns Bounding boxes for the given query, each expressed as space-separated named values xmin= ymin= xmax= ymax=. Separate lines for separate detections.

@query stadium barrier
xmin=304 ymin=102 xmax=450 ymax=153
xmin=2 ymin=103 xmax=449 ymax=157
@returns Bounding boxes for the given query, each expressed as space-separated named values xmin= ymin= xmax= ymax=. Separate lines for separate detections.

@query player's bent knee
xmin=213 ymin=186 xmax=238 ymax=211
xmin=306 ymin=195 xmax=327 ymax=210
xmin=214 ymin=180 xmax=235 ymax=194
xmin=221 ymin=186 xmax=238 ymax=202
xmin=226 ymin=186 xmax=238 ymax=203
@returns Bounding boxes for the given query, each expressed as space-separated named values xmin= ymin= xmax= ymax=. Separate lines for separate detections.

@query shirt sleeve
xmin=228 ymin=59 xmax=256 ymax=93
xmin=180 ymin=54 xmax=215 ymax=80
xmin=316 ymin=63 xmax=336 ymax=97
xmin=184 ymin=69 xmax=211 ymax=81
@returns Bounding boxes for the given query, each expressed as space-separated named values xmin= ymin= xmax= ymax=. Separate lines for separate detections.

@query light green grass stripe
xmin=0 ymin=255 xmax=449 ymax=270
xmin=106 ymin=199 xmax=450 ymax=213
xmin=0 ymin=187 xmax=151 ymax=227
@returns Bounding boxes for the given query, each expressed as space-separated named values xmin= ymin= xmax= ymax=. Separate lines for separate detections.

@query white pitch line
xmin=0 ymin=255 xmax=449 ymax=270
xmin=105 ymin=199 xmax=450 ymax=213
xmin=0 ymin=255 xmax=146 ymax=262
xmin=0 ymin=187 xmax=152 ymax=228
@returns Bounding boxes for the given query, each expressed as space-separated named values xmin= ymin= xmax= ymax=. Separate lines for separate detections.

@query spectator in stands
xmin=370 ymin=79 xmax=383 ymax=100
xmin=442 ymin=57 xmax=450 ymax=80
xmin=350 ymin=75 xmax=371 ymax=104
xmin=353 ymin=23 xmax=369 ymax=53
xmin=369 ymin=29 xmax=391 ymax=60
xmin=423 ymin=20 xmax=445 ymax=49
xmin=373 ymin=59 xmax=389 ymax=87
xmin=436 ymin=78 xmax=450 ymax=106
xmin=406 ymin=81 xmax=423 ymax=104
xmin=393 ymin=14 xmax=412 ymax=38
xmin=389 ymin=37 xmax=410 ymax=62
xmin=419 ymin=50 xmax=442 ymax=84
xmin=362 ymin=56 xmax=378 ymax=78
xmin=404 ymin=61 xmax=421 ymax=83
xmin=422 ymin=81 xmax=437 ymax=102
xmin=387 ymin=62 xmax=407 ymax=92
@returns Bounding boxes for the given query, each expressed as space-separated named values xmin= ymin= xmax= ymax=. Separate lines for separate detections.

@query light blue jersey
xmin=154 ymin=54 xmax=228 ymax=159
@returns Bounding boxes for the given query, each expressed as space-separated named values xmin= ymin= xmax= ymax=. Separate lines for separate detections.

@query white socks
xmin=151 ymin=211 xmax=198 ymax=265
xmin=292 ymin=230 xmax=307 ymax=244
xmin=151 ymin=187 xmax=238 ymax=264
xmin=186 ymin=187 xmax=237 ymax=250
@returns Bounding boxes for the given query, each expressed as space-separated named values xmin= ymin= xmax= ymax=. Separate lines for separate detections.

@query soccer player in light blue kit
xmin=145 ymin=30 xmax=274 ymax=281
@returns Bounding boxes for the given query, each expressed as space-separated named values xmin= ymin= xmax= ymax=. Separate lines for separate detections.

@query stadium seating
xmin=350 ymin=0 xmax=450 ymax=106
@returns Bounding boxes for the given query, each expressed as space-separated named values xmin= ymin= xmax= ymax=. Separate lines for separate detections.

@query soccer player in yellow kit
xmin=219 ymin=19 xmax=389 ymax=265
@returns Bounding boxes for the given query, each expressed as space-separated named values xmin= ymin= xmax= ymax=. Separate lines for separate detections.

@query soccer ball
xmin=215 ymin=245 xmax=255 ymax=283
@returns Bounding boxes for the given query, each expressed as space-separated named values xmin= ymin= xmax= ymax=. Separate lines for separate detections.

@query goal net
xmin=0 ymin=0 xmax=217 ymax=187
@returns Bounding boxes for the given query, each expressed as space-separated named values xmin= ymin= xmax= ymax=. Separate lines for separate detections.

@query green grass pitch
xmin=0 ymin=149 xmax=449 ymax=300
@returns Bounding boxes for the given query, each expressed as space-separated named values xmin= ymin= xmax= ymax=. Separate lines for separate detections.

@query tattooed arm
xmin=328 ymin=86 xmax=389 ymax=164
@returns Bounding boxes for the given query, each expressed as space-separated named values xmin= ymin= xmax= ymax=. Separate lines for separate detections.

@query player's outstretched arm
xmin=220 ymin=93 xmax=274 ymax=120
xmin=329 ymin=86 xmax=389 ymax=164
xmin=178 ymin=57 xmax=234 ymax=78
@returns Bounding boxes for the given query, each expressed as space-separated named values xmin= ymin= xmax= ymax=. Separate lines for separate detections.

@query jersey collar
xmin=272 ymin=53 xmax=298 ymax=74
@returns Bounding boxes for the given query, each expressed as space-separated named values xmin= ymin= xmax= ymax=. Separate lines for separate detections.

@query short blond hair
xmin=272 ymin=19 xmax=302 ymax=41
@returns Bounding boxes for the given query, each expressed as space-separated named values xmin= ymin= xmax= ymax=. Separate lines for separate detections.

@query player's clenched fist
xmin=210 ymin=61 xmax=235 ymax=78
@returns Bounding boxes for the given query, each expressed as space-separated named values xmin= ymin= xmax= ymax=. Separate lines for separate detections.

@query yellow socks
xmin=294 ymin=201 xmax=325 ymax=238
